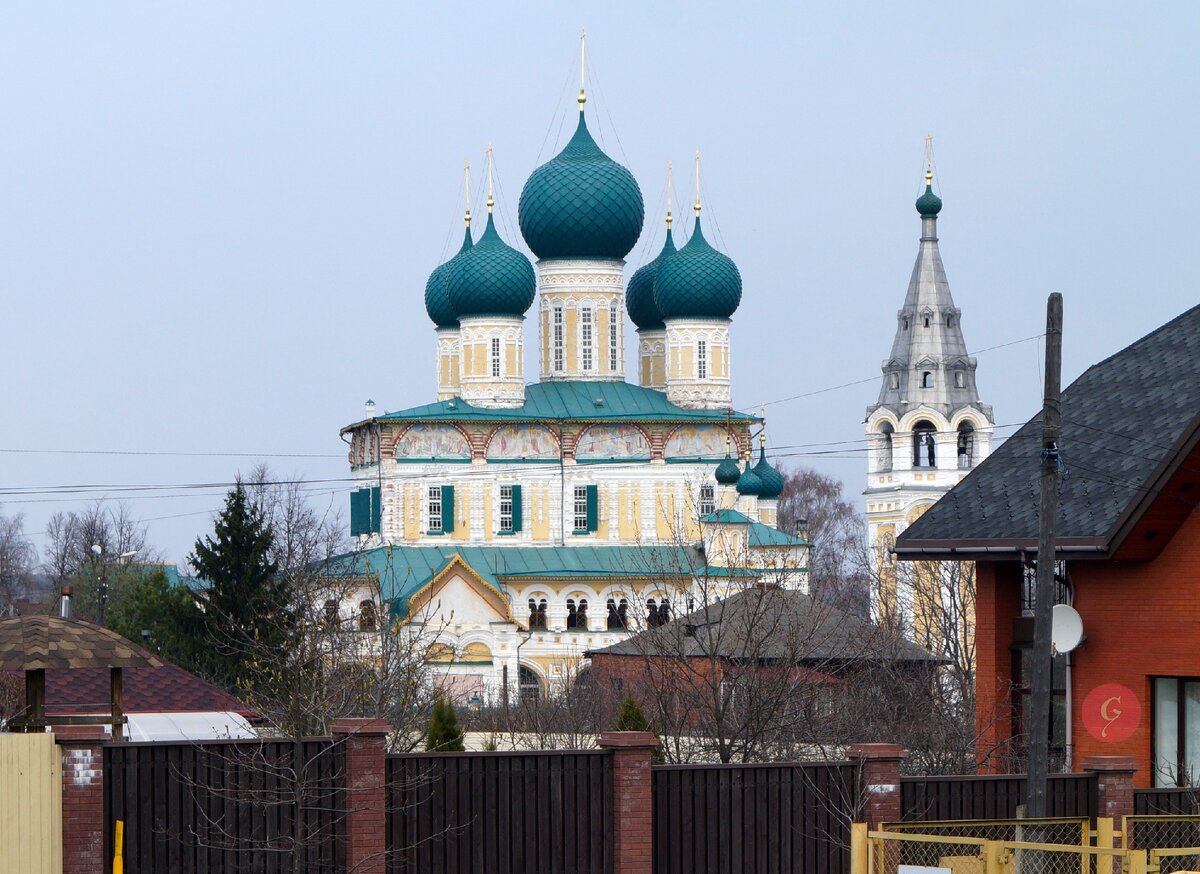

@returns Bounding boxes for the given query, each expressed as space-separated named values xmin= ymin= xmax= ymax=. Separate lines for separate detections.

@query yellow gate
xmin=0 ymin=733 xmax=63 ymax=873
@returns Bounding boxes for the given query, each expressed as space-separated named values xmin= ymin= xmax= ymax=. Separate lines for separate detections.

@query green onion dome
xmin=654 ymin=217 xmax=742 ymax=320
xmin=916 ymin=182 xmax=943 ymax=218
xmin=715 ymin=452 xmax=742 ymax=485
xmin=752 ymin=446 xmax=784 ymax=499
xmin=447 ymin=213 xmax=536 ymax=319
xmin=625 ymin=228 xmax=674 ymax=330
xmin=735 ymin=459 xmax=764 ymax=496
xmin=518 ymin=112 xmax=644 ymax=261
xmin=424 ymin=227 xmax=472 ymax=328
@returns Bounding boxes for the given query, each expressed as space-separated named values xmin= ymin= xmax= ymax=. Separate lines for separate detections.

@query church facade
xmin=331 ymin=83 xmax=807 ymax=704
xmin=863 ymin=165 xmax=995 ymax=639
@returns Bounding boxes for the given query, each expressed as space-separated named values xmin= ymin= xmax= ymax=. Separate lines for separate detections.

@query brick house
xmin=895 ymin=303 xmax=1200 ymax=786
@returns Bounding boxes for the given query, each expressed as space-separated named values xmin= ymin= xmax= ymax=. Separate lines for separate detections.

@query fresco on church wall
xmin=664 ymin=424 xmax=730 ymax=459
xmin=486 ymin=424 xmax=559 ymax=460
xmin=394 ymin=423 xmax=471 ymax=460
xmin=575 ymin=424 xmax=651 ymax=460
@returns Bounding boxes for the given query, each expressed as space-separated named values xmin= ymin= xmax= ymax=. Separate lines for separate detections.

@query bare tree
xmin=41 ymin=501 xmax=152 ymax=620
xmin=0 ymin=509 xmax=37 ymax=613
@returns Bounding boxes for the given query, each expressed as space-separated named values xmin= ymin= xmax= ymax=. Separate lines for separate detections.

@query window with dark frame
xmin=1153 ymin=677 xmax=1200 ymax=786
xmin=699 ymin=483 xmax=715 ymax=516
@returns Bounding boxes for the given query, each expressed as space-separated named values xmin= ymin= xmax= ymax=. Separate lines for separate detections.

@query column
xmin=333 ymin=718 xmax=391 ymax=874
xmin=56 ymin=725 xmax=107 ymax=874
xmin=1082 ymin=756 xmax=1137 ymax=822
xmin=847 ymin=743 xmax=908 ymax=827
xmin=598 ymin=730 xmax=659 ymax=874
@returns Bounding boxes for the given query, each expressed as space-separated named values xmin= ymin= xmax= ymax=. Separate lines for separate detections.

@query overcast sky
xmin=2 ymin=2 xmax=1198 ymax=566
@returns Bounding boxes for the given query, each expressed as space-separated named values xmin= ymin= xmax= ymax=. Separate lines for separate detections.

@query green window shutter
xmin=350 ymin=489 xmax=365 ymax=537
xmin=369 ymin=486 xmax=382 ymax=533
xmin=511 ymin=484 xmax=523 ymax=532
xmin=586 ymin=484 xmax=599 ymax=532
xmin=442 ymin=485 xmax=456 ymax=533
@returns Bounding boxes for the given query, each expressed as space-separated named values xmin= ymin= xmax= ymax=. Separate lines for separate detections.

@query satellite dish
xmin=1051 ymin=604 xmax=1084 ymax=654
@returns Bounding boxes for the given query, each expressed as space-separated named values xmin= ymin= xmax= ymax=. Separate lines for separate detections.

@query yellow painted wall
xmin=505 ymin=341 xmax=517 ymax=376
xmin=0 ymin=734 xmax=62 ymax=874
xmin=655 ymin=485 xmax=675 ymax=541
xmin=404 ymin=484 xmax=420 ymax=539
xmin=618 ymin=484 xmax=640 ymax=540
xmin=533 ymin=484 xmax=550 ymax=541
xmin=483 ymin=489 xmax=493 ymax=541
xmin=452 ymin=488 xmax=469 ymax=541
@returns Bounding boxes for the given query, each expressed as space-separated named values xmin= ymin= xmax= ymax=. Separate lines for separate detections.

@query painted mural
xmin=663 ymin=424 xmax=730 ymax=459
xmin=486 ymin=424 xmax=559 ymax=460
xmin=575 ymin=424 xmax=651 ymax=460
xmin=394 ymin=423 xmax=471 ymax=460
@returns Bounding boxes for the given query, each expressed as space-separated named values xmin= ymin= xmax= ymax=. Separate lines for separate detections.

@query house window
xmin=491 ymin=337 xmax=502 ymax=378
xmin=428 ymin=486 xmax=443 ymax=532
xmin=358 ymin=600 xmax=377 ymax=632
xmin=573 ymin=485 xmax=590 ymax=533
xmin=921 ymin=371 xmax=933 ymax=389
xmin=609 ymin=306 xmax=618 ymax=371
xmin=1153 ymin=678 xmax=1200 ymax=786
xmin=553 ymin=306 xmax=564 ymax=372
xmin=1010 ymin=643 xmax=1068 ymax=771
xmin=567 ymin=597 xmax=589 ymax=630
xmin=913 ymin=420 xmax=937 ymax=468
xmin=499 ymin=484 xmax=514 ymax=533
xmin=581 ymin=307 xmax=594 ymax=371
xmin=528 ymin=598 xmax=548 ymax=630
xmin=955 ymin=370 xmax=965 ymax=388
xmin=697 ymin=339 xmax=708 ymax=379
xmin=699 ymin=483 xmax=715 ymax=516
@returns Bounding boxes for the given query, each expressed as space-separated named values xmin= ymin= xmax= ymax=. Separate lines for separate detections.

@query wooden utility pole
xmin=1026 ymin=292 xmax=1064 ymax=817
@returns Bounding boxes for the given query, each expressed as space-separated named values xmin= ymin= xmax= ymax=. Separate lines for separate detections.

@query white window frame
xmin=699 ymin=483 xmax=715 ymax=516
xmin=491 ymin=336 xmax=502 ymax=378
xmin=697 ymin=339 xmax=708 ymax=379
xmin=573 ymin=485 xmax=589 ymax=532
xmin=552 ymin=306 xmax=564 ymax=372
xmin=581 ymin=307 xmax=593 ymax=372
xmin=499 ymin=484 xmax=514 ymax=533
xmin=428 ymin=485 xmax=443 ymax=532
xmin=609 ymin=305 xmax=618 ymax=371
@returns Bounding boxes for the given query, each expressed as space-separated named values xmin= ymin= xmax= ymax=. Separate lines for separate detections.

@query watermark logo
xmin=1082 ymin=683 xmax=1140 ymax=743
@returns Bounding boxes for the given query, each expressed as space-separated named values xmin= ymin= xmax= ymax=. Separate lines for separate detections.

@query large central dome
xmin=518 ymin=112 xmax=644 ymax=261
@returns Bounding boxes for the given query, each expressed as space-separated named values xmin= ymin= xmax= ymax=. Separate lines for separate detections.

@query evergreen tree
xmin=425 ymin=696 xmax=466 ymax=751
xmin=615 ymin=695 xmax=663 ymax=762
xmin=190 ymin=484 xmax=288 ymax=689
xmin=106 ymin=568 xmax=207 ymax=671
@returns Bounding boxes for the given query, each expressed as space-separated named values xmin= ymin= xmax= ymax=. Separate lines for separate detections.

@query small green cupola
xmin=735 ymin=458 xmax=763 ymax=496
xmin=715 ymin=451 xmax=741 ymax=485
xmin=916 ymin=168 xmax=943 ymax=217
xmin=752 ymin=444 xmax=784 ymax=499
xmin=424 ymin=226 xmax=472 ymax=328
xmin=626 ymin=223 xmax=674 ymax=330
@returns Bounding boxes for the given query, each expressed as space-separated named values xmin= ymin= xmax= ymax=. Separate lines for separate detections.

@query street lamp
xmin=92 ymin=544 xmax=139 ymax=624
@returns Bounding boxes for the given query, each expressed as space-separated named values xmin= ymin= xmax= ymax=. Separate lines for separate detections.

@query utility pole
xmin=1026 ymin=292 xmax=1064 ymax=818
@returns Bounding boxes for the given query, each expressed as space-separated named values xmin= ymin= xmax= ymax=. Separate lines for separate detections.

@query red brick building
xmin=895 ymin=304 xmax=1200 ymax=787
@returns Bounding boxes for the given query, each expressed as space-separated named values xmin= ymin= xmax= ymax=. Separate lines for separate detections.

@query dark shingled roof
xmin=588 ymin=587 xmax=941 ymax=665
xmin=896 ymin=304 xmax=1200 ymax=556
xmin=0 ymin=615 xmax=162 ymax=671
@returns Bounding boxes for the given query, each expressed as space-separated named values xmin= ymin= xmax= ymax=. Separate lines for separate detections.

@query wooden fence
xmin=1135 ymin=788 xmax=1200 ymax=814
xmin=386 ymin=750 xmax=613 ymax=874
xmin=652 ymin=762 xmax=859 ymax=874
xmin=104 ymin=738 xmax=344 ymax=874
xmin=901 ymin=773 xmax=1098 ymax=821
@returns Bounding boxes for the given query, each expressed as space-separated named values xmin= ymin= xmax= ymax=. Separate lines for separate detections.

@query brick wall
xmin=599 ymin=731 xmax=658 ymax=874
xmin=57 ymin=728 xmax=106 ymax=874
xmin=334 ymin=718 xmax=389 ymax=874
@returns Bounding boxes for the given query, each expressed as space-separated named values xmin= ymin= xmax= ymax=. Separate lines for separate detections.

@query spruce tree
xmin=425 ymin=697 xmax=466 ymax=751
xmin=615 ymin=695 xmax=663 ymax=762
xmin=190 ymin=483 xmax=288 ymax=689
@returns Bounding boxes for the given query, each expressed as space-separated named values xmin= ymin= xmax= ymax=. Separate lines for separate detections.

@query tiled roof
xmin=589 ymin=587 xmax=940 ymax=665
xmin=345 ymin=380 xmax=758 ymax=430
xmin=0 ymin=615 xmax=162 ymax=671
xmin=3 ymin=661 xmax=254 ymax=717
xmin=897 ymin=303 xmax=1200 ymax=554
xmin=321 ymin=544 xmax=755 ymax=620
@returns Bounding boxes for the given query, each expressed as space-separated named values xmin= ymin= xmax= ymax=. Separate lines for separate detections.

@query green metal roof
xmin=355 ymin=380 xmax=758 ymax=428
xmin=655 ymin=217 xmax=742 ymax=320
xmin=447 ymin=213 xmax=536 ymax=318
xmin=699 ymin=509 xmax=751 ymax=524
xmin=699 ymin=511 xmax=808 ymax=547
xmin=320 ymin=543 xmax=751 ymax=620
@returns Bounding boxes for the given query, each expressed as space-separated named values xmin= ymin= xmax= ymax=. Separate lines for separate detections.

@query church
xmin=327 ymin=69 xmax=808 ymax=704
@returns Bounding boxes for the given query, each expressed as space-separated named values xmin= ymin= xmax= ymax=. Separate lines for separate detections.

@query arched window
xmin=646 ymin=598 xmax=658 ymax=627
xmin=577 ymin=598 xmax=588 ymax=630
xmin=957 ymin=422 xmax=976 ymax=469
xmin=359 ymin=600 xmax=377 ymax=632
xmin=921 ymin=371 xmax=933 ymax=389
xmin=913 ymin=420 xmax=937 ymax=468
xmin=566 ymin=598 xmax=578 ymax=629
xmin=877 ymin=423 xmax=895 ymax=472
xmin=607 ymin=597 xmax=629 ymax=630
xmin=518 ymin=665 xmax=541 ymax=703
xmin=529 ymin=598 xmax=548 ymax=630
xmin=658 ymin=599 xmax=671 ymax=626
xmin=924 ymin=316 xmax=931 ymax=328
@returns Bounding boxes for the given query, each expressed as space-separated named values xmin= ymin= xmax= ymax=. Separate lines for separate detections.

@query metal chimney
xmin=59 ymin=586 xmax=73 ymax=619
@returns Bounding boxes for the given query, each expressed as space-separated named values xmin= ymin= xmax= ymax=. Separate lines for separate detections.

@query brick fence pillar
xmin=333 ymin=718 xmax=391 ymax=874
xmin=598 ymin=730 xmax=659 ymax=874
xmin=1082 ymin=755 xmax=1137 ymax=821
xmin=56 ymin=726 xmax=107 ymax=874
xmin=848 ymin=743 xmax=908 ymax=827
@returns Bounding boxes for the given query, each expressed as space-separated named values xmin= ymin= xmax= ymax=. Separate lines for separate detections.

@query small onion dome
xmin=735 ymin=459 xmax=764 ymax=496
xmin=447 ymin=213 xmax=536 ymax=319
xmin=752 ymin=446 xmax=784 ymax=499
xmin=626 ymin=228 xmax=675 ymax=330
xmin=715 ymin=452 xmax=742 ymax=485
xmin=654 ymin=217 xmax=742 ymax=320
xmin=518 ymin=112 xmax=645 ymax=261
xmin=916 ymin=183 xmax=943 ymax=218
xmin=424 ymin=226 xmax=472 ymax=328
